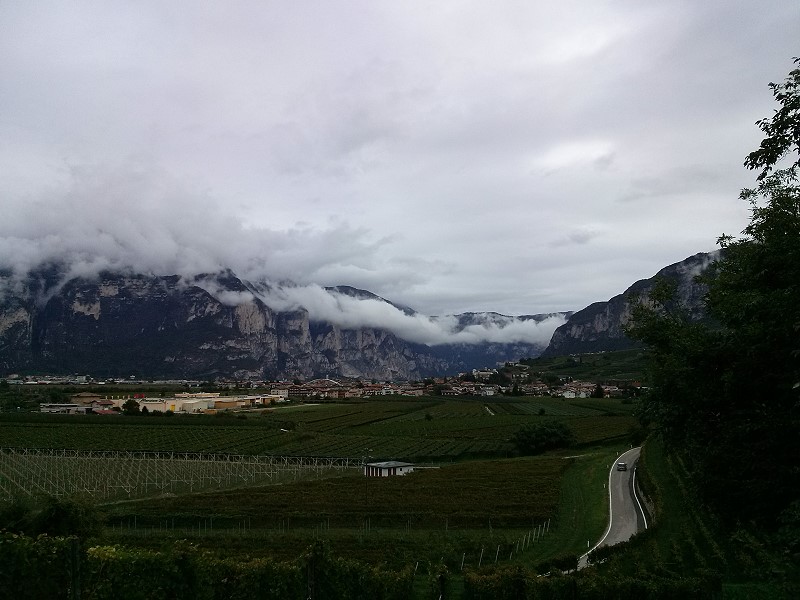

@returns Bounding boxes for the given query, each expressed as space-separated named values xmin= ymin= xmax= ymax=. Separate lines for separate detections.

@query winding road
xmin=579 ymin=446 xmax=647 ymax=568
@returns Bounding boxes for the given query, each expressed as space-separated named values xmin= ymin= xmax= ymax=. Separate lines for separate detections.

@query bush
xmin=1 ymin=496 xmax=100 ymax=538
xmin=0 ymin=532 xmax=76 ymax=599
xmin=512 ymin=421 xmax=575 ymax=455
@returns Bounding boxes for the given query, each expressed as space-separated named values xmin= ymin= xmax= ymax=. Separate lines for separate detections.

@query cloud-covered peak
xmin=192 ymin=276 xmax=566 ymax=347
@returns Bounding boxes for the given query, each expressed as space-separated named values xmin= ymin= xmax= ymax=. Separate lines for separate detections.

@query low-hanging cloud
xmin=0 ymin=163 xmax=564 ymax=346
xmin=194 ymin=279 xmax=567 ymax=346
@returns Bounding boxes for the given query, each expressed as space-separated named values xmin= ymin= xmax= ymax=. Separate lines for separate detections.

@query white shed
xmin=364 ymin=461 xmax=415 ymax=477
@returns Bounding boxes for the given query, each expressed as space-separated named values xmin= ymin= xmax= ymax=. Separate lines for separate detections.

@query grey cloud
xmin=551 ymin=226 xmax=605 ymax=248
xmin=1 ymin=1 xmax=798 ymax=320
xmin=0 ymin=164 xmax=411 ymax=289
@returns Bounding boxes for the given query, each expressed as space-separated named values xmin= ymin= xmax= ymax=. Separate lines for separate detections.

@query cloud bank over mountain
xmin=237 ymin=282 xmax=566 ymax=346
xmin=0 ymin=165 xmax=564 ymax=346
xmin=1 ymin=164 xmax=403 ymax=290
xmin=2 ymin=2 xmax=798 ymax=320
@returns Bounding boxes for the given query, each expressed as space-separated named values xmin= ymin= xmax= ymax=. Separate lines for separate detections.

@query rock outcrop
xmin=0 ymin=270 xmax=562 ymax=380
xmin=541 ymin=252 xmax=716 ymax=357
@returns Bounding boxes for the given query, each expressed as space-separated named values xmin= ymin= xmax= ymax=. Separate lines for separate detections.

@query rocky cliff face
xmin=541 ymin=252 xmax=717 ymax=357
xmin=0 ymin=270 xmax=558 ymax=380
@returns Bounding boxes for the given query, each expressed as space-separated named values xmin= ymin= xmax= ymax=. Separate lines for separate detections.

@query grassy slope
xmin=515 ymin=446 xmax=620 ymax=565
xmin=522 ymin=348 xmax=648 ymax=382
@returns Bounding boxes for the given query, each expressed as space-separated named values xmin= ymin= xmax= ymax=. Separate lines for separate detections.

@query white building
xmin=39 ymin=403 xmax=86 ymax=414
xmin=364 ymin=461 xmax=415 ymax=477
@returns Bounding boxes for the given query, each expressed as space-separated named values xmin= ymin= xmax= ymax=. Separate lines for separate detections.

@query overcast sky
xmin=2 ymin=1 xmax=798 ymax=322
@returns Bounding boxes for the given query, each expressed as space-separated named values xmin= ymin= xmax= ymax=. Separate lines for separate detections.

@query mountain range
xmin=541 ymin=251 xmax=715 ymax=357
xmin=0 ymin=252 xmax=715 ymax=380
xmin=0 ymin=267 xmax=565 ymax=380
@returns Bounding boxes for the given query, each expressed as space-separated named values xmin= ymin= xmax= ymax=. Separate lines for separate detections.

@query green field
xmin=97 ymin=445 xmax=626 ymax=573
xmin=0 ymin=396 xmax=637 ymax=461
xmin=1 ymin=395 xmax=643 ymax=594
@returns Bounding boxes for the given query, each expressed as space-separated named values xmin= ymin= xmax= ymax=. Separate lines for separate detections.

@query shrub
xmin=512 ymin=421 xmax=575 ymax=455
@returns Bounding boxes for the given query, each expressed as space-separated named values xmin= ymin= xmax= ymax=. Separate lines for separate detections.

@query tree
xmin=1 ymin=496 xmax=99 ymax=537
xmin=488 ymin=371 xmax=510 ymax=385
xmin=627 ymin=59 xmax=800 ymax=527
xmin=512 ymin=421 xmax=575 ymax=455
xmin=121 ymin=398 xmax=140 ymax=416
xmin=743 ymin=58 xmax=800 ymax=181
xmin=47 ymin=389 xmax=67 ymax=403
xmin=591 ymin=384 xmax=605 ymax=398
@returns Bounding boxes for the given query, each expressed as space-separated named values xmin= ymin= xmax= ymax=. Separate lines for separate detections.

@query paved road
xmin=579 ymin=447 xmax=647 ymax=568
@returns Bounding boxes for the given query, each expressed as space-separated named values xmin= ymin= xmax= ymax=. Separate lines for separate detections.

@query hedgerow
xmin=0 ymin=534 xmax=412 ymax=600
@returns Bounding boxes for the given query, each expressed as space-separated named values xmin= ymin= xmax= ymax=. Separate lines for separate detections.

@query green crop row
xmin=106 ymin=457 xmax=566 ymax=530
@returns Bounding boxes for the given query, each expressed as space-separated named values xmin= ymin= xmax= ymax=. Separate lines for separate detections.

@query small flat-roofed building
xmin=180 ymin=399 xmax=211 ymax=412
xmin=39 ymin=403 xmax=87 ymax=414
xmin=213 ymin=399 xmax=244 ymax=410
xmin=364 ymin=461 xmax=414 ymax=477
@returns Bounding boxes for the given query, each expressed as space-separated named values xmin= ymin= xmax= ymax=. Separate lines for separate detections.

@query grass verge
xmin=515 ymin=445 xmax=622 ymax=565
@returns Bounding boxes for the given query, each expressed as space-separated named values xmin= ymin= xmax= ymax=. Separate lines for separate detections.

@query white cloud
xmin=200 ymin=280 xmax=567 ymax=346
xmin=0 ymin=0 xmax=798 ymax=319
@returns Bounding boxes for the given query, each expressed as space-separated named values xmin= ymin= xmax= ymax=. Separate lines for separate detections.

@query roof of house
xmin=366 ymin=461 xmax=414 ymax=468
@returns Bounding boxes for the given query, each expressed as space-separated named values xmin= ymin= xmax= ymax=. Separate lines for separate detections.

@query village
xmin=22 ymin=361 xmax=639 ymax=415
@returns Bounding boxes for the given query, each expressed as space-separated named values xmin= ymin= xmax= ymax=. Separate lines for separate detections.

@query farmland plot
xmin=0 ymin=397 xmax=637 ymax=462
xmin=0 ymin=447 xmax=359 ymax=502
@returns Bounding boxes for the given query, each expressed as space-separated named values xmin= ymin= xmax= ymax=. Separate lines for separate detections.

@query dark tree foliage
xmin=512 ymin=421 xmax=575 ymax=455
xmin=121 ymin=398 xmax=140 ymax=416
xmin=0 ymin=496 xmax=100 ymax=537
xmin=488 ymin=370 xmax=511 ymax=385
xmin=627 ymin=60 xmax=800 ymax=528
xmin=744 ymin=58 xmax=800 ymax=181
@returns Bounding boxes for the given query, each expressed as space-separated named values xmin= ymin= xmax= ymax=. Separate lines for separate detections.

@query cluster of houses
xmin=279 ymin=378 xmax=503 ymax=400
xmin=264 ymin=370 xmax=636 ymax=400
xmin=30 ymin=359 xmax=640 ymax=415
xmin=39 ymin=391 xmax=287 ymax=415
xmin=38 ymin=378 xmax=633 ymax=415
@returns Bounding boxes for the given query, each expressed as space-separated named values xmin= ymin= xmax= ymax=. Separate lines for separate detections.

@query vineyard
xmin=99 ymin=453 xmax=576 ymax=573
xmin=0 ymin=395 xmax=640 ymax=588
xmin=0 ymin=447 xmax=359 ymax=502
xmin=0 ymin=396 xmax=637 ymax=462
